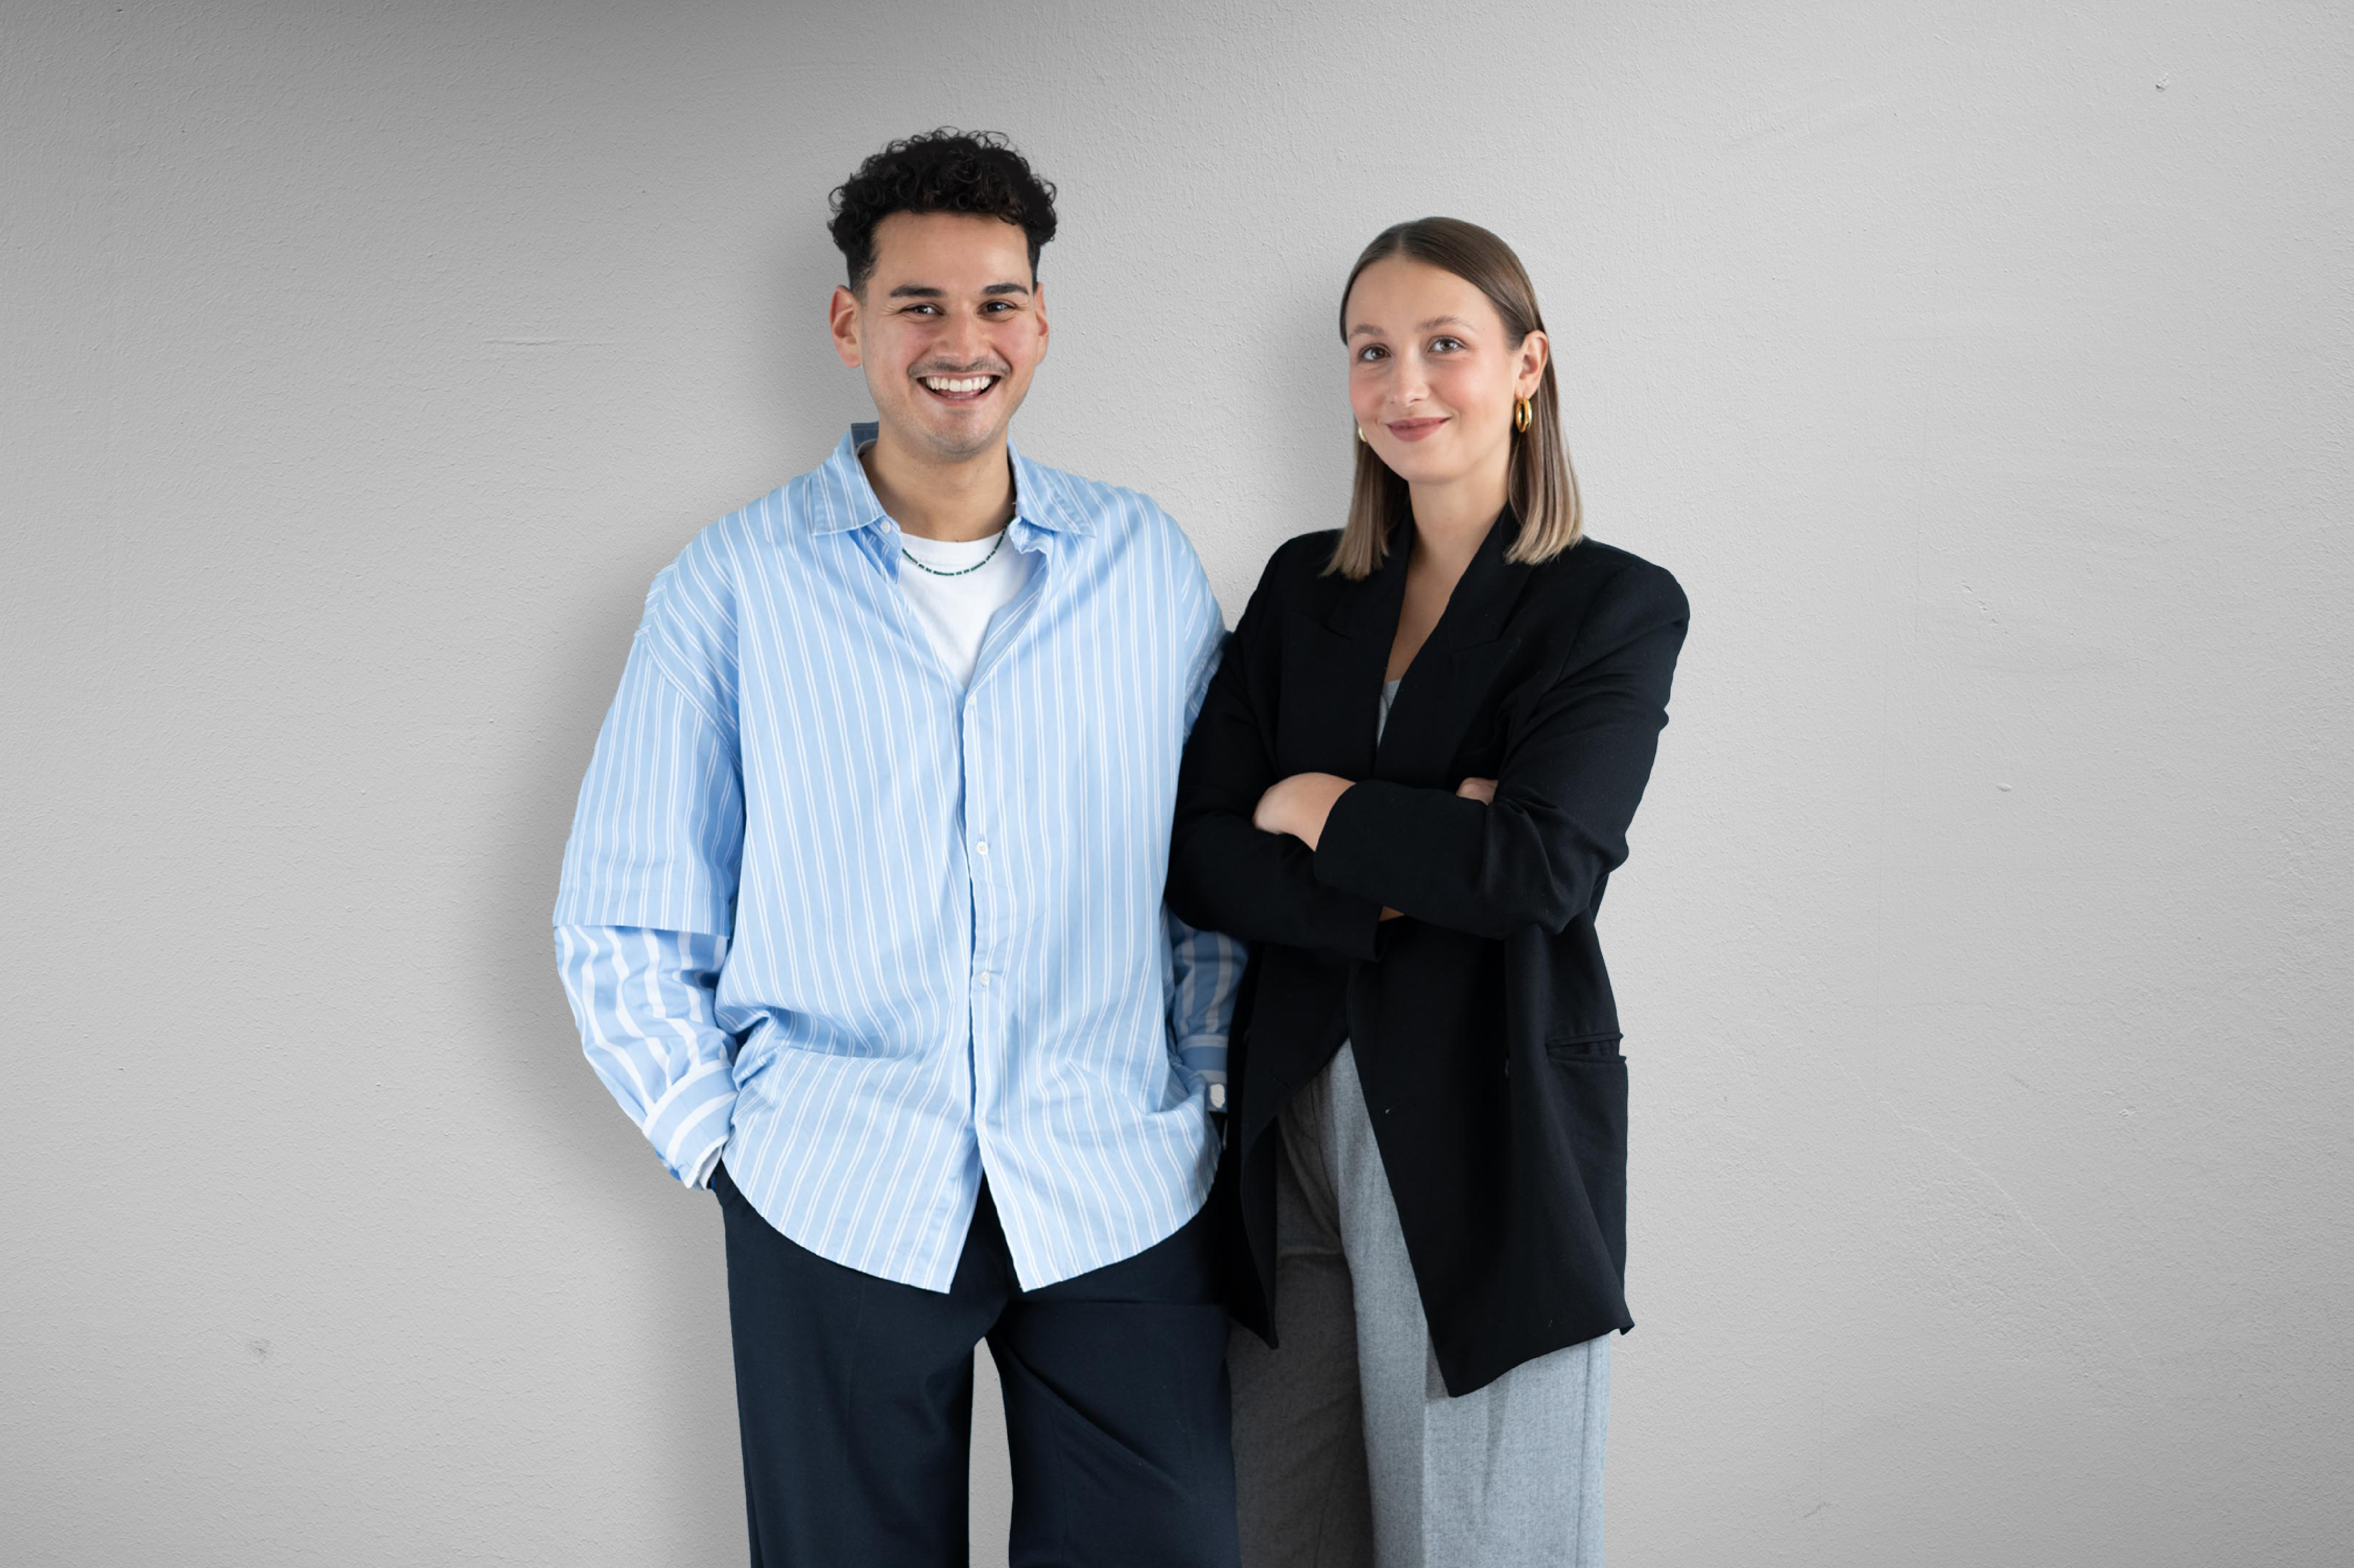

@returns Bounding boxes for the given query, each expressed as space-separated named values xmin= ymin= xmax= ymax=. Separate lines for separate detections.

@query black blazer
xmin=1167 ymin=509 xmax=1688 ymax=1395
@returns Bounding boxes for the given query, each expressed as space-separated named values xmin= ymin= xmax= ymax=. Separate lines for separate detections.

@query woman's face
xmin=1344 ymin=257 xmax=1544 ymax=493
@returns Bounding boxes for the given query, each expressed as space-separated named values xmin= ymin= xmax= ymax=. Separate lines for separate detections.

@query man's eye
xmin=906 ymin=304 xmax=938 ymax=315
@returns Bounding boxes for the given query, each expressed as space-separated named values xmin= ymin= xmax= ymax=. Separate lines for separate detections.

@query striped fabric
xmin=553 ymin=425 xmax=1243 ymax=1293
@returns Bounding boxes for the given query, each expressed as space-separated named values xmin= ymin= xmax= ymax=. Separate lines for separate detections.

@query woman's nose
xmin=1391 ymin=358 xmax=1431 ymax=408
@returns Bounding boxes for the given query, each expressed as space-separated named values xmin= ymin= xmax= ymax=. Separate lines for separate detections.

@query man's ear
xmin=829 ymin=285 xmax=862 ymax=369
xmin=1032 ymin=282 xmax=1048 ymax=364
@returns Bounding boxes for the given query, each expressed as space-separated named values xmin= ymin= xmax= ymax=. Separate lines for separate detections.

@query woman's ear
xmin=1516 ymin=329 xmax=1550 ymax=399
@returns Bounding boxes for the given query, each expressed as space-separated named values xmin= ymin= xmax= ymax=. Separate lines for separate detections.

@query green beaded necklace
xmin=900 ymin=530 xmax=1007 ymax=578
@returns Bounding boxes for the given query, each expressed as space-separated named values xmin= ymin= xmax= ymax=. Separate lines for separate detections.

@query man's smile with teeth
xmin=923 ymin=374 xmax=998 ymax=395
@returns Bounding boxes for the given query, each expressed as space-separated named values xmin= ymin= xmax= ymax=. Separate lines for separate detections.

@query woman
xmin=1167 ymin=217 xmax=1688 ymax=1566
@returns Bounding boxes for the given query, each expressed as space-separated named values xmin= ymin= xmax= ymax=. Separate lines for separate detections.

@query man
xmin=552 ymin=130 xmax=1243 ymax=1567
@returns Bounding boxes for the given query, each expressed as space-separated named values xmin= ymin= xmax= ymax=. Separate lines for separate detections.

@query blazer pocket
xmin=1543 ymin=1029 xmax=1625 ymax=1060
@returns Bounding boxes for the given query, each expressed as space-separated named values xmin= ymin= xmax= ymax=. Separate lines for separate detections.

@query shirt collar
xmin=807 ymin=423 xmax=1097 ymax=538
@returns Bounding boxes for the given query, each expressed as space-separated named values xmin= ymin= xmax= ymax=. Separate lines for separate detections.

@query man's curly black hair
xmin=828 ymin=129 xmax=1058 ymax=294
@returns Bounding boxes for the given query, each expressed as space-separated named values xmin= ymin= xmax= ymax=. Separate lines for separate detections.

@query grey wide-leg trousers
xmin=1229 ymin=1043 xmax=1612 ymax=1568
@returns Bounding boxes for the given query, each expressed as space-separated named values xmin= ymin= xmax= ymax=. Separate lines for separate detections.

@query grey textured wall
xmin=5 ymin=2 xmax=2349 ymax=1563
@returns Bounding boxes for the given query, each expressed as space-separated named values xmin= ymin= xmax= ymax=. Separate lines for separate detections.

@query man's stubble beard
xmin=905 ymin=410 xmax=1011 ymax=467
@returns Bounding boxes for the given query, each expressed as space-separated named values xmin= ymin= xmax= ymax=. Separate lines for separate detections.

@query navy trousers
xmin=714 ymin=1162 xmax=1240 ymax=1568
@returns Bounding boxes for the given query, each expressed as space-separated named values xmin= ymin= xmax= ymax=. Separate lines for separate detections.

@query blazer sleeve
xmin=1312 ymin=558 xmax=1688 ymax=940
xmin=1166 ymin=544 xmax=1384 ymax=961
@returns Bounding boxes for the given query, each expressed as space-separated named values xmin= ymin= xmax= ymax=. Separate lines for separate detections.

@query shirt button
xmin=976 ymin=972 xmax=992 ymax=987
xmin=975 ymin=840 xmax=989 ymax=856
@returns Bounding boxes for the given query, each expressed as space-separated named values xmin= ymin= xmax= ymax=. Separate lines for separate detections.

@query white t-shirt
xmin=894 ymin=524 xmax=1036 ymax=688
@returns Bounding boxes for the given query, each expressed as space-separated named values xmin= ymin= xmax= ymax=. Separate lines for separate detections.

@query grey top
xmin=1378 ymin=677 xmax=1401 ymax=742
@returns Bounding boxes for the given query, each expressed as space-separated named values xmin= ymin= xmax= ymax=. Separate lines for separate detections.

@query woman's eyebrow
xmin=1347 ymin=314 xmax=1476 ymax=340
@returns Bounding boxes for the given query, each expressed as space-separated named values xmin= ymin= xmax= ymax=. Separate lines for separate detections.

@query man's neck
xmin=861 ymin=426 xmax=1017 ymax=543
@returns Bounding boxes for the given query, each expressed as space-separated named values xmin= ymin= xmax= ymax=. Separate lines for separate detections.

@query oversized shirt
xmin=552 ymin=425 xmax=1241 ymax=1292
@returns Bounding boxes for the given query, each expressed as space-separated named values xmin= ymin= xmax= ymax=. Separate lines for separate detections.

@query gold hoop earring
xmin=1513 ymin=397 xmax=1533 ymax=434
xmin=1356 ymin=425 xmax=1368 ymax=443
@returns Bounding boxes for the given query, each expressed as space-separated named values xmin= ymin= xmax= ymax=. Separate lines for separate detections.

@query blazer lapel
xmin=1374 ymin=509 xmax=1534 ymax=788
xmin=1281 ymin=533 xmax=1412 ymax=780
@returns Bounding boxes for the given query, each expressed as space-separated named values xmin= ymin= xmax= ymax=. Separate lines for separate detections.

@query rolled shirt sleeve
xmin=554 ymin=925 xmax=737 ymax=1186
xmin=553 ymin=577 xmax=747 ymax=1184
xmin=1166 ymin=908 xmax=1241 ymax=1108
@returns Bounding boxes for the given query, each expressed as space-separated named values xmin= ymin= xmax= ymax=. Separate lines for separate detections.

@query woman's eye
xmin=1430 ymin=336 xmax=1464 ymax=353
xmin=1356 ymin=345 xmax=1387 ymax=363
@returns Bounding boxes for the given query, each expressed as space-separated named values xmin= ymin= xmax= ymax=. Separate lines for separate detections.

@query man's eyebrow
xmin=884 ymin=282 xmax=1032 ymax=298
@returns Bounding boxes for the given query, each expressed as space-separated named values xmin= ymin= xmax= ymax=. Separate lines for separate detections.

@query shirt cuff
xmin=1176 ymin=1034 xmax=1229 ymax=1112
xmin=687 ymin=1138 xmax=726 ymax=1192
xmin=644 ymin=1063 xmax=736 ymax=1187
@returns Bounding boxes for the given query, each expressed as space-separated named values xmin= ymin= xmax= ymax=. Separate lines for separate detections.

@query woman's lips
xmin=1385 ymin=417 xmax=1447 ymax=442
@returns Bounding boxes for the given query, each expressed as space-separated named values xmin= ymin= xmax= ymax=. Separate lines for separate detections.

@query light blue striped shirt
xmin=553 ymin=425 xmax=1242 ymax=1292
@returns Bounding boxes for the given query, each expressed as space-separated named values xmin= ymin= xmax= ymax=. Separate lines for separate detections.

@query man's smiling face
xmin=832 ymin=211 xmax=1049 ymax=465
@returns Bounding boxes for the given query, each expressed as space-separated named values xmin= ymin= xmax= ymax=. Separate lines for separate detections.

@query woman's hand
xmin=1252 ymin=772 xmax=1355 ymax=851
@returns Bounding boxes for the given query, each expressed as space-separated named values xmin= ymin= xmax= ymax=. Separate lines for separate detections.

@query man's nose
xmin=939 ymin=311 xmax=990 ymax=368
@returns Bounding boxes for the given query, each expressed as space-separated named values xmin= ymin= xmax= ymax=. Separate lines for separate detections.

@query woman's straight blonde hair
xmin=1329 ymin=217 xmax=1582 ymax=579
